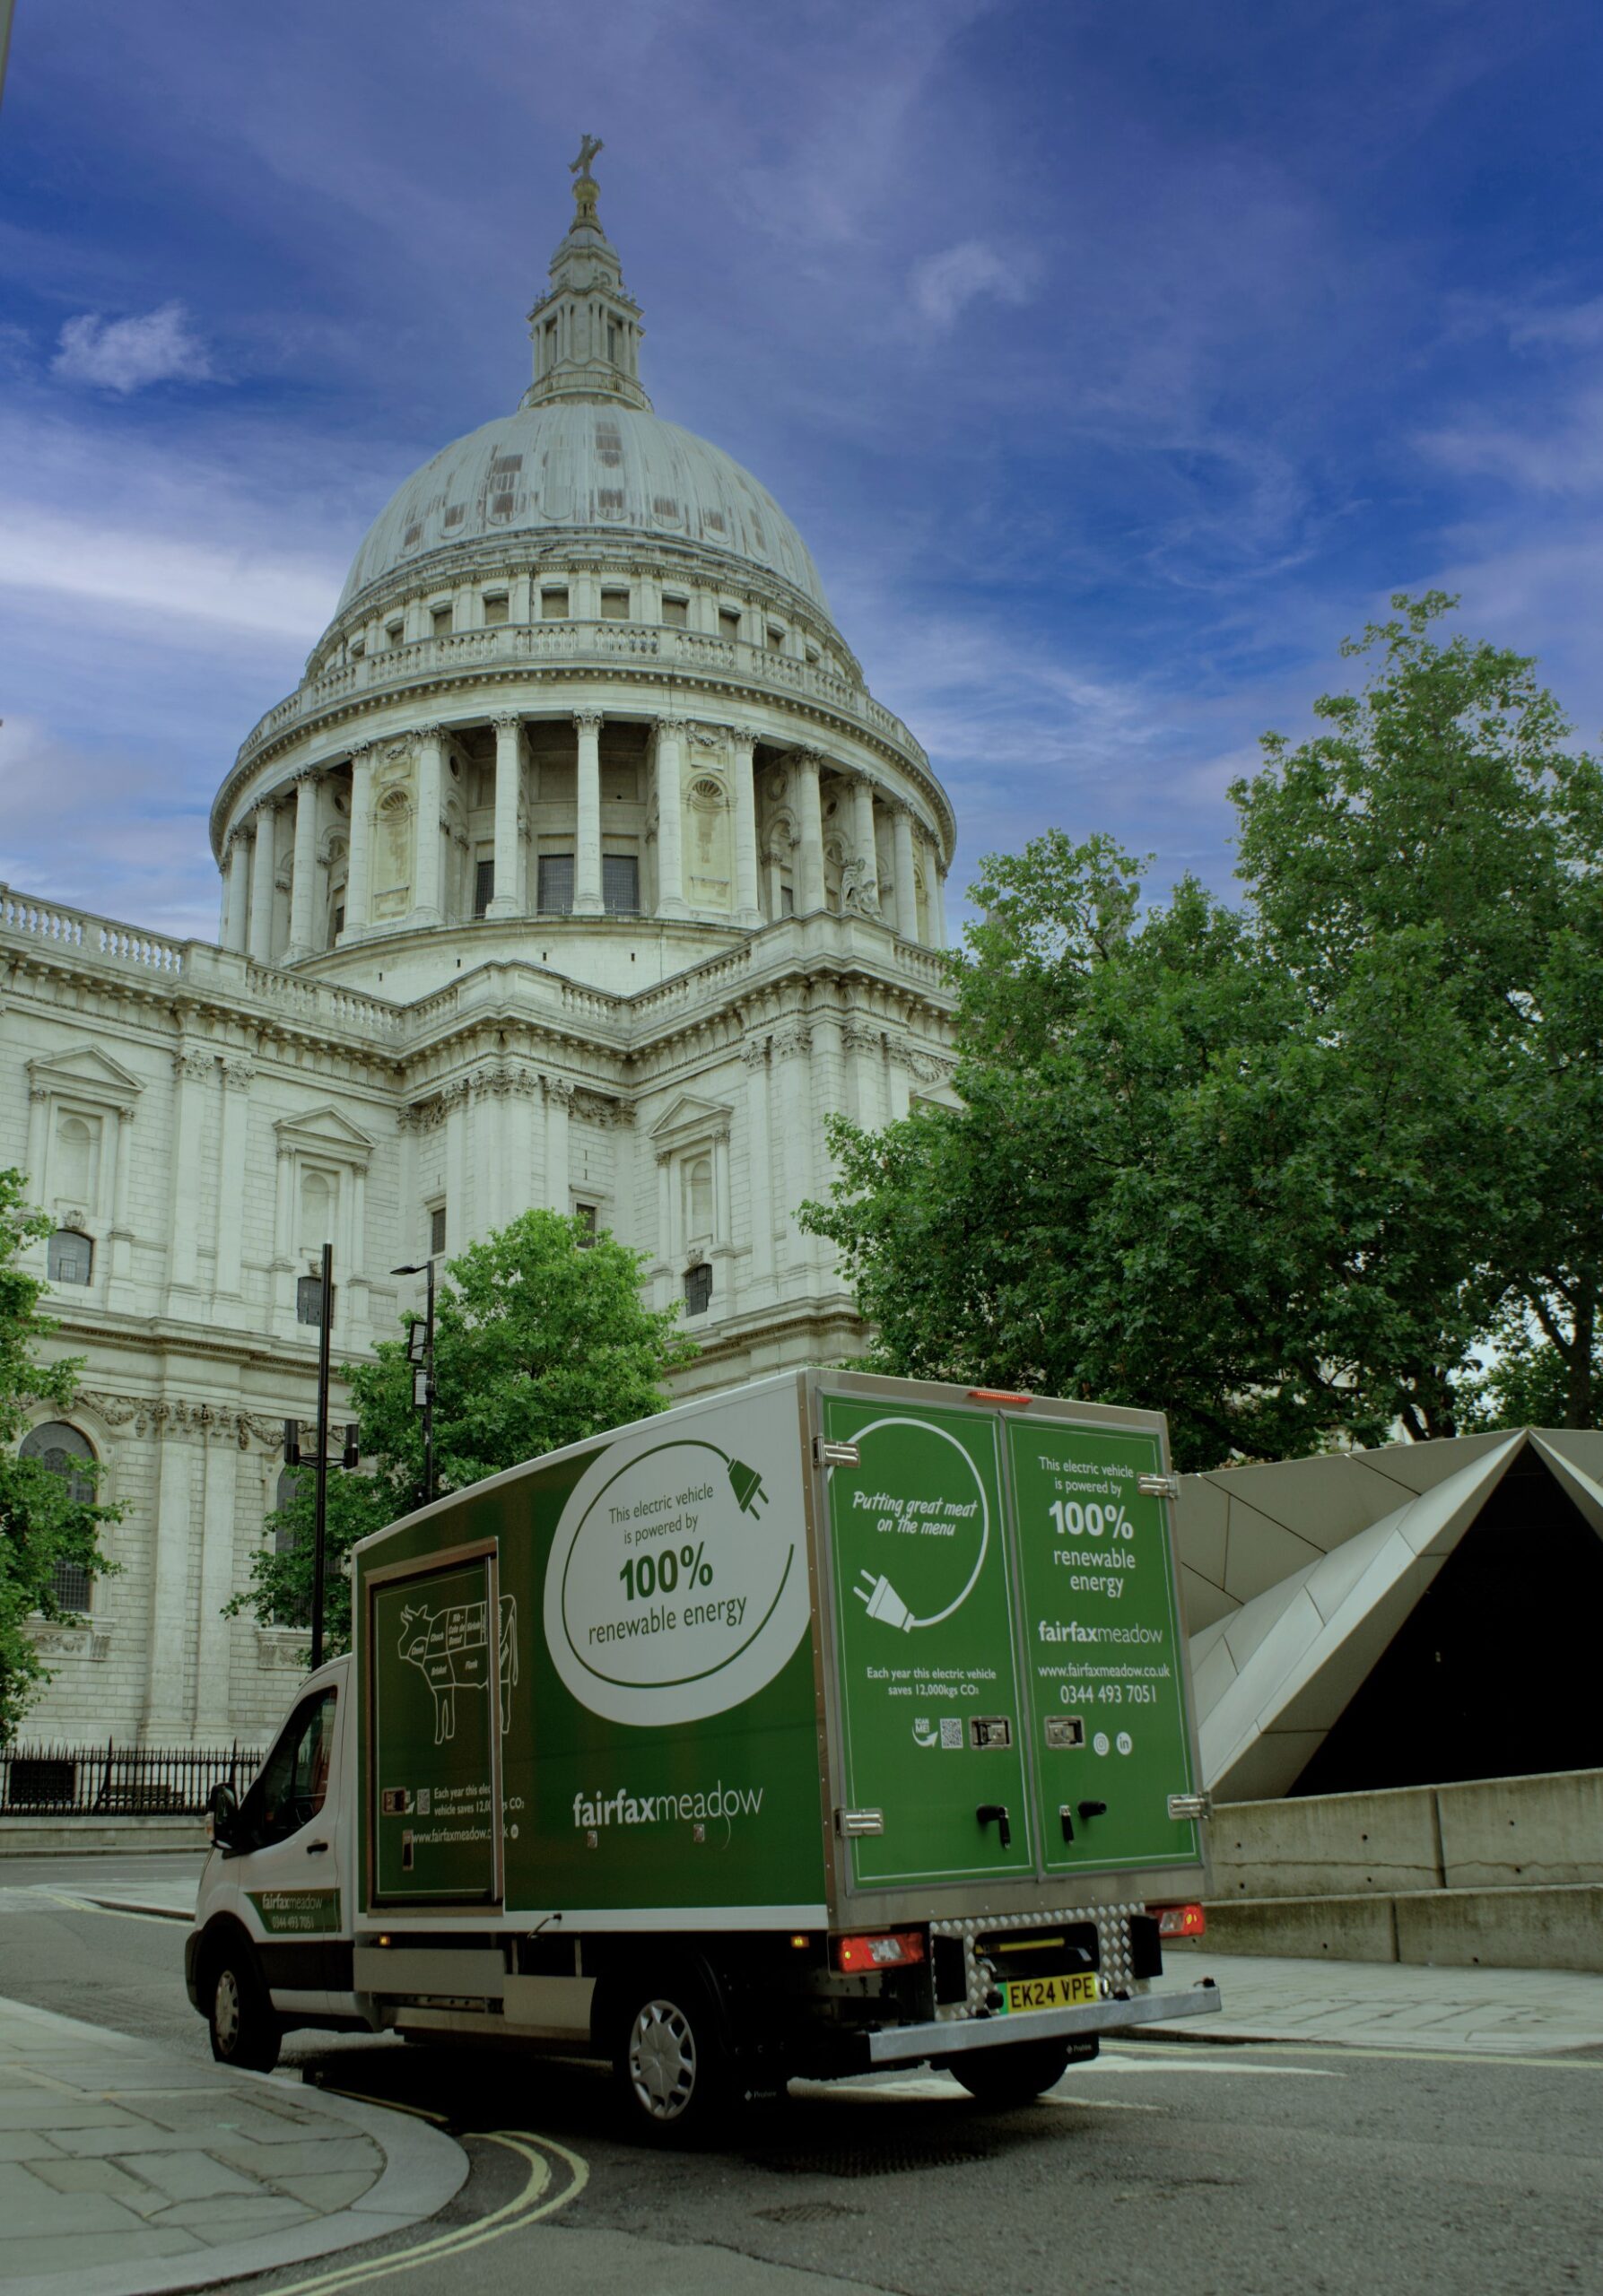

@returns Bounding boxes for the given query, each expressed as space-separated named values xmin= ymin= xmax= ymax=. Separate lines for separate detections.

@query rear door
xmin=1005 ymin=1417 xmax=1200 ymax=1876
xmin=367 ymin=1544 xmax=505 ymax=1910
xmin=822 ymin=1391 xmax=1035 ymax=1890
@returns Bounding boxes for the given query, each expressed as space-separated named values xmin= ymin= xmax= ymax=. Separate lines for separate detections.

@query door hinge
xmin=835 ymin=1806 xmax=884 ymax=1838
xmin=1137 ymin=1473 xmax=1181 ymax=1501
xmin=1167 ymin=1792 xmax=1213 ymax=1822
xmin=815 ymin=1437 xmax=860 ymax=1468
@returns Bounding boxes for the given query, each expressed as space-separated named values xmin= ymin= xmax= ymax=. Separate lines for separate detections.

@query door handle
xmin=305 ymin=1839 xmax=331 ymax=1855
xmin=1077 ymin=1800 xmax=1107 ymax=1822
xmin=976 ymin=1803 xmax=1012 ymax=1851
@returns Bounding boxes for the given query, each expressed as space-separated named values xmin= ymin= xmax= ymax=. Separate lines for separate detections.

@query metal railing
xmin=0 ymin=1740 xmax=266 ymax=1817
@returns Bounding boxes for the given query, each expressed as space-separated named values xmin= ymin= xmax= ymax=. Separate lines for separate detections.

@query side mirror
xmin=208 ymin=1780 xmax=240 ymax=1850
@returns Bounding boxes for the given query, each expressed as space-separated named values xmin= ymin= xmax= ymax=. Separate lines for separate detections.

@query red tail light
xmin=833 ymin=1930 xmax=927 ymax=1972
xmin=1155 ymin=1902 xmax=1206 ymax=1939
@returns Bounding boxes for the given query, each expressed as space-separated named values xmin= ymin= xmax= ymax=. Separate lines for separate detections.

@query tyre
xmin=609 ymin=1968 xmax=731 ymax=2145
xmin=950 ymin=2037 xmax=1075 ymax=2106
xmin=207 ymin=1941 xmax=282 ymax=2074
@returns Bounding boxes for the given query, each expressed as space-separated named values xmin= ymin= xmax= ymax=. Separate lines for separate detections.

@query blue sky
xmin=4 ymin=0 xmax=1602 ymax=939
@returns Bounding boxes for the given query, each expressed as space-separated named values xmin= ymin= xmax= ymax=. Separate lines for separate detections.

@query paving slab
xmin=1158 ymin=1946 xmax=1603 ymax=2053
xmin=0 ymin=1995 xmax=467 ymax=2296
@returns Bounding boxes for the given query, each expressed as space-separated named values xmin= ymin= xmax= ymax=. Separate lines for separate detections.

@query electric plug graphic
xmin=727 ymin=1457 xmax=767 ymax=1517
xmin=854 ymin=1569 xmax=914 ymax=1630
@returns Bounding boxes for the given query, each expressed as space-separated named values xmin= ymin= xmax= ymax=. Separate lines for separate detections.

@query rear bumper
xmin=865 ymin=1978 xmax=1221 ymax=2067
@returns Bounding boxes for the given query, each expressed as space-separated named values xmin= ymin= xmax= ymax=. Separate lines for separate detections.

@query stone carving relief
xmin=75 ymin=1390 xmax=291 ymax=1450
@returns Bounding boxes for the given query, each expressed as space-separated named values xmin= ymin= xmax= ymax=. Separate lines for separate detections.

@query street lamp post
xmin=392 ymin=1258 xmax=436 ymax=1508
xmin=281 ymin=1242 xmax=360 ymax=1669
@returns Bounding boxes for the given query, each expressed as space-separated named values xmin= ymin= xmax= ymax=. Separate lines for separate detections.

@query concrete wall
xmin=1207 ymin=1768 xmax=1603 ymax=1900
xmin=1180 ymin=1768 xmax=1603 ymax=1972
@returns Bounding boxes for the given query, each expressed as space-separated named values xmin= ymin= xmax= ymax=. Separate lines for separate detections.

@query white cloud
xmin=52 ymin=301 xmax=213 ymax=394
xmin=0 ymin=504 xmax=341 ymax=640
xmin=909 ymin=238 xmax=1033 ymax=331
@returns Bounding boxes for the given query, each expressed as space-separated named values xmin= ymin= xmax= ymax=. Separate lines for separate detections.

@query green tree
xmin=804 ymin=597 xmax=1603 ymax=1463
xmin=1233 ymin=592 xmax=1603 ymax=1428
xmin=0 ymin=1170 xmax=121 ymax=1745
xmin=230 ymin=1209 xmax=697 ymax=1654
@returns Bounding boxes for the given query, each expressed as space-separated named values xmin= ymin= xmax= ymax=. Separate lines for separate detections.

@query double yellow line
xmin=241 ymin=2121 xmax=589 ymax=2296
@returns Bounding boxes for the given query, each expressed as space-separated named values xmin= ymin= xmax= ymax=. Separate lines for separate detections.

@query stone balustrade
xmin=226 ymin=618 xmax=932 ymax=798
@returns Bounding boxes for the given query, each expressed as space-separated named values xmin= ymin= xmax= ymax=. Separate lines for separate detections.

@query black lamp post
xmin=281 ymin=1242 xmax=360 ymax=1670
xmin=392 ymin=1257 xmax=436 ymax=1508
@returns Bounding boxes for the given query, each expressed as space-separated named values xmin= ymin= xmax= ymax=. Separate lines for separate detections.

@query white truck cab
xmin=187 ymin=1655 xmax=362 ymax=2070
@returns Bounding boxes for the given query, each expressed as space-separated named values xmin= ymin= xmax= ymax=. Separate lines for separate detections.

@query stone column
xmin=195 ymin=1439 xmax=237 ymax=1743
xmin=849 ymin=774 xmax=881 ymax=916
xmin=166 ymin=1048 xmax=211 ymax=1306
xmin=507 ymin=1068 xmax=538 ymax=1225
xmin=489 ymin=716 xmax=524 ymax=918
xmin=653 ymin=1150 xmax=673 ymax=1310
xmin=287 ymin=770 xmax=321 ymax=961
xmin=741 ymin=1039 xmax=774 ymax=1289
xmin=144 ymin=1431 xmax=196 ymax=1734
xmin=545 ymin=1077 xmax=572 ymax=1210
xmin=793 ymin=752 xmax=825 ymax=917
xmin=573 ymin=711 xmax=604 ymax=915
xmin=893 ymin=806 xmax=919 ymax=941
xmin=774 ymin=1020 xmax=814 ymax=1272
xmin=444 ymin=1081 xmax=469 ymax=1247
xmin=343 ymin=746 xmax=374 ymax=939
xmin=247 ymin=804 xmax=278 ymax=964
xmin=413 ymin=732 xmax=444 ymax=923
xmin=932 ymin=863 xmax=948 ymax=948
xmin=22 ymin=1084 xmax=47 ymax=1206
xmin=213 ymin=1059 xmax=253 ymax=1308
xmin=730 ymin=733 xmax=762 ymax=926
xmin=106 ymin=1103 xmax=137 ymax=1311
xmin=222 ymin=836 xmax=249 ymax=952
xmin=653 ymin=718 xmax=686 ymax=916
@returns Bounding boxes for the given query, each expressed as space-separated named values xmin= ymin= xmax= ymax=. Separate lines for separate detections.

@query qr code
xmin=940 ymin=1718 xmax=963 ymax=1750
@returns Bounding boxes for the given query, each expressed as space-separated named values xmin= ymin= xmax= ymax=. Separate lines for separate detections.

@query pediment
xmin=649 ymin=1092 xmax=734 ymax=1150
xmin=274 ymin=1105 xmax=376 ymax=1164
xmin=28 ymin=1045 xmax=144 ymax=1108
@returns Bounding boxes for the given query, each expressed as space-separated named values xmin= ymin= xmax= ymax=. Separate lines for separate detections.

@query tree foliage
xmin=803 ymin=597 xmax=1603 ymax=1468
xmin=0 ymin=1170 xmax=121 ymax=1745
xmin=229 ymin=1210 xmax=697 ymax=1656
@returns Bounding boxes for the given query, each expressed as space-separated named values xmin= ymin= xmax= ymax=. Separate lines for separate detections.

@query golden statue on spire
xmin=570 ymin=133 xmax=604 ymax=227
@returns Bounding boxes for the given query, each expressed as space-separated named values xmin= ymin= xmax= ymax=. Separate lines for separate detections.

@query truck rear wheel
xmin=950 ymin=2037 xmax=1075 ymax=2106
xmin=610 ymin=1970 xmax=731 ymax=2145
xmin=207 ymin=1942 xmax=282 ymax=2074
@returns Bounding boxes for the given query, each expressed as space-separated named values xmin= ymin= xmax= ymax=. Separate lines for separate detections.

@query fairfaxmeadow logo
xmin=571 ymin=1782 xmax=764 ymax=1828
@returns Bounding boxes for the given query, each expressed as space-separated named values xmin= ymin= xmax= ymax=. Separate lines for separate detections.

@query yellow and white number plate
xmin=1001 ymin=1970 xmax=1101 ymax=2014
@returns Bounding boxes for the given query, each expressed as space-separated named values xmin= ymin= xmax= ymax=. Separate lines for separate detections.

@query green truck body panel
xmin=353 ymin=1372 xmax=1204 ymax=1930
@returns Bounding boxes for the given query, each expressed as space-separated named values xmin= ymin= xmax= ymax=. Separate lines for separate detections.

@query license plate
xmin=1001 ymin=1971 xmax=1101 ymax=2014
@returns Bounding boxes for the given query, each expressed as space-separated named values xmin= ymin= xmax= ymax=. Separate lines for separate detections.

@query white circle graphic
xmin=1093 ymin=1730 xmax=1111 ymax=1757
xmin=543 ymin=1388 xmax=810 ymax=1726
xmin=1116 ymin=1730 xmax=1133 ymax=1755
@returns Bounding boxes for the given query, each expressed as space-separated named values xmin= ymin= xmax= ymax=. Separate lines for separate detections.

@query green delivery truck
xmin=189 ymin=1370 xmax=1220 ymax=2137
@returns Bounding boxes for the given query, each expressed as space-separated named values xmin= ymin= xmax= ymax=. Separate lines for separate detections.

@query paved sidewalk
xmin=1157 ymin=1947 xmax=1603 ymax=2055
xmin=0 ymin=1996 xmax=466 ymax=2296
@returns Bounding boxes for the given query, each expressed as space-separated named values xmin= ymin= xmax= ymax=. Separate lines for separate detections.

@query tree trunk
xmin=1565 ymin=1276 xmax=1596 ymax=1427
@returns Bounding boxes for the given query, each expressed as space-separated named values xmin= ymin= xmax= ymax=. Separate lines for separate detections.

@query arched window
xmin=48 ymin=1230 xmax=93 ymax=1285
xmin=55 ymin=1115 xmax=94 ymax=1206
xmin=19 ymin=1422 xmax=97 ymax=1612
xmin=685 ymin=1155 xmax=713 ymax=1239
xmin=299 ymin=1169 xmax=333 ymax=1257
xmin=273 ymin=1468 xmax=309 ymax=1627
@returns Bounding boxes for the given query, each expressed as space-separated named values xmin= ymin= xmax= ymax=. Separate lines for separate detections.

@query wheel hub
xmin=213 ymin=1969 xmax=240 ymax=2051
xmin=630 ymin=1999 xmax=696 ymax=2118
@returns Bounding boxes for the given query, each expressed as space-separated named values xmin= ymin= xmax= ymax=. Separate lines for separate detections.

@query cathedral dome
xmin=335 ymin=402 xmax=831 ymax=622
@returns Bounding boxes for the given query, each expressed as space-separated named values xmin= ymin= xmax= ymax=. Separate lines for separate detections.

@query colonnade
xmin=220 ymin=714 xmax=946 ymax=963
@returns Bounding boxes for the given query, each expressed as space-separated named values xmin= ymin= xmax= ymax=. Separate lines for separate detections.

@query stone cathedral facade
xmin=0 ymin=161 xmax=957 ymax=1745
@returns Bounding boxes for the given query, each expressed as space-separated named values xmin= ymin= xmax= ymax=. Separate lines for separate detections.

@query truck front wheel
xmin=207 ymin=1942 xmax=282 ymax=2074
xmin=950 ymin=2037 xmax=1075 ymax=2106
xmin=610 ymin=1970 xmax=731 ymax=2145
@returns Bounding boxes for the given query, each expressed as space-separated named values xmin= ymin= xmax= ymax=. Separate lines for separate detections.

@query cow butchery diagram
xmin=396 ymin=1593 xmax=518 ymax=1744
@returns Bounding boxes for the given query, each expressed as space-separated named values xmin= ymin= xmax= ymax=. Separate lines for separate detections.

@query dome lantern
xmin=523 ymin=134 xmax=650 ymax=414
